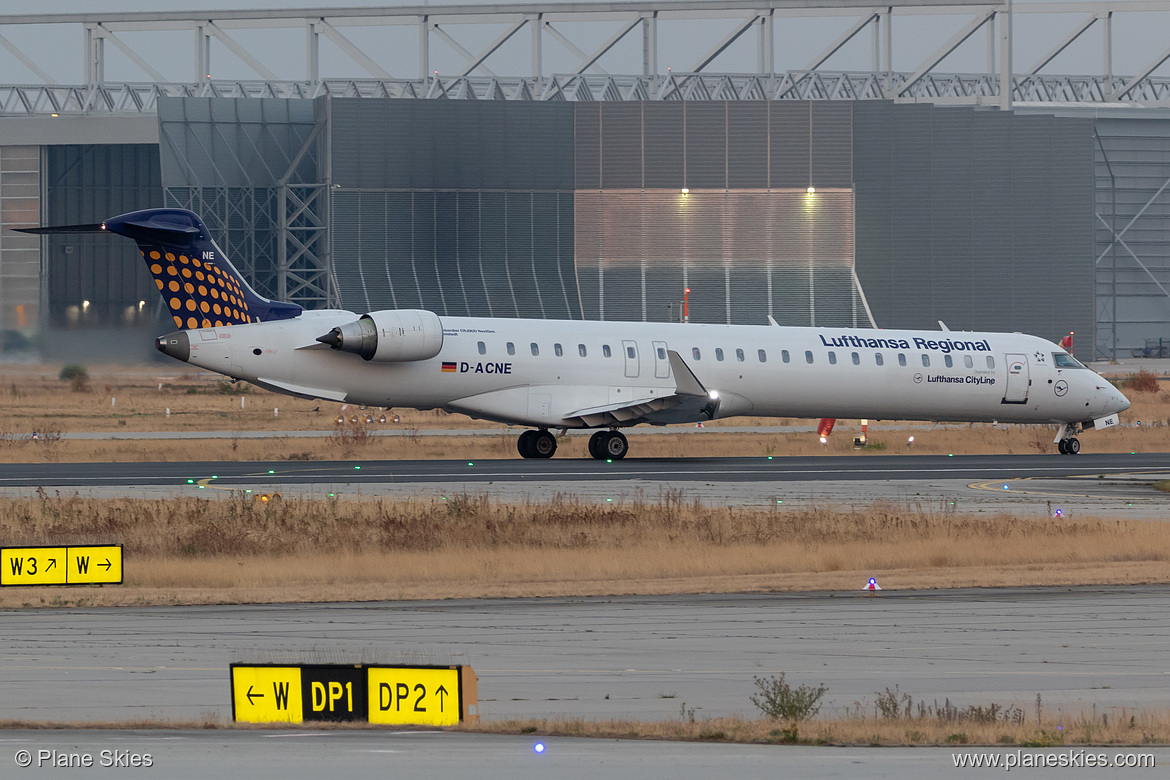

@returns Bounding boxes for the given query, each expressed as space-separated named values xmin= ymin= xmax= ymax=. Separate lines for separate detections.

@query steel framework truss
xmin=4 ymin=0 xmax=1170 ymax=111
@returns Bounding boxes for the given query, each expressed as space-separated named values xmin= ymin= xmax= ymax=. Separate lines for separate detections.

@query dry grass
xmin=1 ymin=494 xmax=1168 ymax=607
xmin=0 ymin=710 xmax=1165 ymax=747
xmin=1 ymin=364 xmax=1169 ymax=461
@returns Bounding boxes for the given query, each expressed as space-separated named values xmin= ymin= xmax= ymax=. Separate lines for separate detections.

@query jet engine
xmin=317 ymin=309 xmax=444 ymax=362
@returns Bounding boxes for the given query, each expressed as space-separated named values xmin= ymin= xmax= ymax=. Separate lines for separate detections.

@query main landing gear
xmin=516 ymin=428 xmax=630 ymax=460
xmin=1056 ymin=423 xmax=1081 ymax=455
xmin=517 ymin=429 xmax=557 ymax=459
xmin=588 ymin=429 xmax=628 ymax=460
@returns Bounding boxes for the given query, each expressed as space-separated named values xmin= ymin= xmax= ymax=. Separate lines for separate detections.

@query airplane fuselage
xmin=171 ymin=312 xmax=1127 ymax=429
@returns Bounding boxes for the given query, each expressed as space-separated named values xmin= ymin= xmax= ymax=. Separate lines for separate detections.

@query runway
xmin=3 ymin=453 xmax=1167 ymax=488
xmin=2 ymin=453 xmax=1166 ymax=516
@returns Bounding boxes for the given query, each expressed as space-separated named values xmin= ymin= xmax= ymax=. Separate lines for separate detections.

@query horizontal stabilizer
xmin=15 ymin=223 xmax=106 ymax=235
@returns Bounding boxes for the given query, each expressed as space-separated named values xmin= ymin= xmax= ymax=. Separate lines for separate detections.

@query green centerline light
xmin=355 ymin=465 xmax=361 ymax=470
xmin=268 ymin=470 xmax=275 ymax=474
xmin=468 ymin=462 xmax=474 ymax=466
xmin=187 ymin=479 xmax=194 ymax=484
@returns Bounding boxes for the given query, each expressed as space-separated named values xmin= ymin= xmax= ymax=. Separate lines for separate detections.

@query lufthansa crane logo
xmin=1054 ymin=380 xmax=1068 ymax=397
xmin=913 ymin=373 xmax=923 ymax=384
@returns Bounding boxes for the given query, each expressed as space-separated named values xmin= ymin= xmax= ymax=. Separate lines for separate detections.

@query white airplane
xmin=22 ymin=208 xmax=1130 ymax=459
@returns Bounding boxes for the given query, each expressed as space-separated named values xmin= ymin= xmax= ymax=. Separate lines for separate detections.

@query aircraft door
xmin=622 ymin=340 xmax=640 ymax=378
xmin=1002 ymin=353 xmax=1030 ymax=404
xmin=652 ymin=341 xmax=671 ymax=379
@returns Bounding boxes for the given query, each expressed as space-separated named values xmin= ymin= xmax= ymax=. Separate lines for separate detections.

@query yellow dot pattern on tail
xmin=143 ymin=249 xmax=254 ymax=328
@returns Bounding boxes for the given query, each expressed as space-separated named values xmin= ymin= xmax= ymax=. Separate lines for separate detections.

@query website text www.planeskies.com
xmin=953 ymin=749 xmax=1155 ymax=771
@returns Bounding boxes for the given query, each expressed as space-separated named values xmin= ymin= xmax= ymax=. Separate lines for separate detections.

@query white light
xmin=138 ymin=300 xmax=145 ymax=309
xmin=681 ymin=188 xmax=689 ymax=195
xmin=807 ymin=186 xmax=815 ymax=194
xmin=82 ymin=300 xmax=90 ymax=309
xmin=819 ymin=436 xmax=827 ymax=444
xmin=708 ymin=390 xmax=719 ymax=400
xmin=907 ymin=436 xmax=914 ymax=443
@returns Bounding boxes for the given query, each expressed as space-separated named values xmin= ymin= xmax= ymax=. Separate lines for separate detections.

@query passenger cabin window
xmin=692 ymin=347 xmax=701 ymax=360
xmin=1053 ymin=353 xmax=1084 ymax=368
xmin=531 ymin=343 xmax=539 ymax=356
xmin=851 ymin=352 xmax=860 ymax=365
xmin=921 ymin=354 xmax=931 ymax=367
xmin=898 ymin=353 xmax=907 ymax=366
xmin=875 ymin=353 xmax=884 ymax=366
xmin=963 ymin=355 xmax=973 ymax=368
xmin=828 ymin=352 xmax=837 ymax=365
xmin=715 ymin=348 xmax=724 ymax=362
xmin=736 ymin=348 xmax=745 ymax=362
xmin=758 ymin=349 xmax=767 ymax=363
xmin=944 ymin=355 xmax=953 ymax=368
xmin=554 ymin=343 xmax=563 ymax=357
xmin=626 ymin=346 xmax=636 ymax=359
xmin=782 ymin=350 xmax=790 ymax=363
xmin=805 ymin=350 xmax=814 ymax=364
xmin=506 ymin=342 xmax=515 ymax=356
xmin=477 ymin=341 xmax=486 ymax=355
xmin=986 ymin=356 xmax=995 ymax=369
xmin=603 ymin=345 xmax=612 ymax=358
xmin=657 ymin=347 xmax=666 ymax=360
xmin=578 ymin=344 xmax=587 ymax=357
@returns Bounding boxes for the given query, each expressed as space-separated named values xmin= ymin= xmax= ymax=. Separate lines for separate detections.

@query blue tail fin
xmin=21 ymin=208 xmax=301 ymax=329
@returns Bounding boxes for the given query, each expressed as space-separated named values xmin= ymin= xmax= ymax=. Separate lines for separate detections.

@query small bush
xmin=1114 ymin=369 xmax=1160 ymax=394
xmin=750 ymin=674 xmax=828 ymax=722
xmin=58 ymin=364 xmax=88 ymax=382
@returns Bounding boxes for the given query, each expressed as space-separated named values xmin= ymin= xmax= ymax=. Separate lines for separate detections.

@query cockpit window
xmin=1053 ymin=353 xmax=1084 ymax=368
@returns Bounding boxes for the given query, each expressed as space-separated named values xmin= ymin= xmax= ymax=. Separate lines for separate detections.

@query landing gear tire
xmin=1066 ymin=437 xmax=1080 ymax=455
xmin=1058 ymin=439 xmax=1068 ymax=455
xmin=530 ymin=430 xmax=557 ymax=458
xmin=588 ymin=431 xmax=606 ymax=460
xmin=517 ymin=430 xmax=536 ymax=458
xmin=600 ymin=430 xmax=629 ymax=460
xmin=519 ymin=429 xmax=557 ymax=458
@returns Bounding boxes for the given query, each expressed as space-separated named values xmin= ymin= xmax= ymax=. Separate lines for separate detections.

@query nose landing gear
xmin=518 ymin=429 xmax=557 ymax=459
xmin=1055 ymin=423 xmax=1081 ymax=455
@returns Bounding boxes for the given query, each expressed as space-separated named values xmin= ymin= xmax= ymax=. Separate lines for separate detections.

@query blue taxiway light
xmin=534 ymin=743 xmax=545 ymax=754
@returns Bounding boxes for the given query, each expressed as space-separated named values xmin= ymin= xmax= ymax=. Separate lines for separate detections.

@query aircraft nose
xmin=155 ymin=330 xmax=190 ymax=362
xmin=1111 ymin=384 xmax=1131 ymax=413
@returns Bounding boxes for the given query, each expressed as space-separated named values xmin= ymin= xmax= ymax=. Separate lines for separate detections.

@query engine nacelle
xmin=317 ymin=309 xmax=444 ymax=362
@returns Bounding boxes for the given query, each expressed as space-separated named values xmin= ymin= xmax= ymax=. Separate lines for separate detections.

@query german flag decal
xmin=441 ymin=362 xmax=457 ymax=373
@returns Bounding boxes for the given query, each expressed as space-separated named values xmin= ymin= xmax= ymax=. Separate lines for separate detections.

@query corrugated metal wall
xmin=574 ymin=102 xmax=859 ymax=325
xmin=853 ymin=103 xmax=1095 ymax=359
xmin=1094 ymin=115 xmax=1170 ymax=358
xmin=43 ymin=144 xmax=162 ymax=328
xmin=329 ymin=99 xmax=579 ymax=319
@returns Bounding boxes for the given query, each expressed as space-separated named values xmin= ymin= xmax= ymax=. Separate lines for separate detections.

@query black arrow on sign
xmin=98 ymin=559 xmax=111 ymax=571
xmin=46 ymin=559 xmax=56 ymax=571
xmin=435 ymin=685 xmax=448 ymax=712
xmin=246 ymin=685 xmax=264 ymax=706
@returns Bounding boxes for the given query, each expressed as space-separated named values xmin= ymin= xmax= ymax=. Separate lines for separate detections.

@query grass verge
xmin=1 ymin=494 xmax=1168 ymax=607
xmin=0 ymin=712 xmax=1165 ymax=747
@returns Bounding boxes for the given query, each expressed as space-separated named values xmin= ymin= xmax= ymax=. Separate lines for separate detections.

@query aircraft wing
xmin=562 ymin=350 xmax=715 ymax=427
